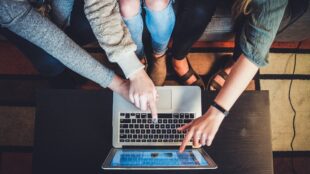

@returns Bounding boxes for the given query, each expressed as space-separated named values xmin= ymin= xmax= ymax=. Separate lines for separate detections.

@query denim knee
xmin=144 ymin=0 xmax=175 ymax=55
xmin=123 ymin=9 xmax=145 ymax=59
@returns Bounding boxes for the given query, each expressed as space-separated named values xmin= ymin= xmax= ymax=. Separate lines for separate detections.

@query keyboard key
xmin=158 ymin=113 xmax=172 ymax=118
xmin=180 ymin=113 xmax=184 ymax=118
xmin=168 ymin=119 xmax=172 ymax=123
xmin=130 ymin=129 xmax=134 ymax=134
xmin=134 ymin=124 xmax=139 ymax=128
xmin=122 ymin=124 xmax=128 ymax=128
xmin=129 ymin=124 xmax=133 ymax=129
xmin=157 ymin=130 xmax=161 ymax=134
xmin=120 ymin=134 xmax=127 ymax=139
xmin=155 ymin=124 xmax=159 ymax=128
xmin=173 ymin=113 xmax=179 ymax=118
xmin=185 ymin=113 xmax=189 ymax=118
xmin=151 ymin=129 xmax=156 ymax=134
xmin=132 ymin=119 xmax=136 ymax=123
xmin=147 ymin=119 xmax=152 ymax=123
xmin=125 ymin=129 xmax=129 ymax=133
xmin=146 ymin=129 xmax=150 ymax=134
xmin=130 ymin=139 xmax=135 ymax=142
xmin=125 ymin=114 xmax=130 ymax=118
xmin=133 ymin=135 xmax=137 ymax=139
xmin=150 ymin=124 xmax=154 ymax=128
xmin=141 ymin=114 xmax=147 ymax=118
xmin=120 ymin=113 xmax=125 ymax=116
xmin=136 ymin=114 xmax=140 ymax=118
xmin=190 ymin=113 xmax=194 ymax=118
xmin=160 ymin=124 xmax=165 ymax=128
xmin=166 ymin=124 xmax=170 ymax=129
xmin=145 ymin=124 xmax=149 ymax=128
xmin=158 ymin=119 xmax=163 ymax=123
xmin=147 ymin=114 xmax=152 ymax=118
xmin=136 ymin=130 xmax=140 ymax=134
xmin=140 ymin=124 xmax=144 ymax=129
xmin=120 ymin=129 xmax=124 ymax=133
xmin=120 ymin=119 xmax=131 ymax=123
xmin=167 ymin=129 xmax=171 ymax=134
xmin=141 ymin=129 xmax=145 ymax=134
xmin=184 ymin=119 xmax=192 ymax=123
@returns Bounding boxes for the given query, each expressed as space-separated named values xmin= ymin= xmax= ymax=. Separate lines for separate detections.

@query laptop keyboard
xmin=119 ymin=113 xmax=194 ymax=143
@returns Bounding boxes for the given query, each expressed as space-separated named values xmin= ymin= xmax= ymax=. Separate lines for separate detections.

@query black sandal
xmin=207 ymin=57 xmax=235 ymax=91
xmin=175 ymin=58 xmax=206 ymax=90
xmin=207 ymin=70 xmax=229 ymax=91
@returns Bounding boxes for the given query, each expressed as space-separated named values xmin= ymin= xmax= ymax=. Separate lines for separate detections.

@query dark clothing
xmin=172 ymin=0 xmax=218 ymax=60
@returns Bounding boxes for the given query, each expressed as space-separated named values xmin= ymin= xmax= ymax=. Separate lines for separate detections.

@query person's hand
xmin=178 ymin=106 xmax=225 ymax=153
xmin=108 ymin=74 xmax=130 ymax=101
xmin=129 ymin=69 xmax=158 ymax=121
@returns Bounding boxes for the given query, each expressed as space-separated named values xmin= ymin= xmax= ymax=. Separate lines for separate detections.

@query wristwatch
xmin=211 ymin=101 xmax=229 ymax=117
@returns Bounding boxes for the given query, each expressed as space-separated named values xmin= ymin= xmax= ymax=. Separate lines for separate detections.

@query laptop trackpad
xmin=157 ymin=89 xmax=172 ymax=109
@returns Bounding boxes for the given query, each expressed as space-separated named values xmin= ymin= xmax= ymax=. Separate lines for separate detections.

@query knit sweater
xmin=0 ymin=0 xmax=144 ymax=87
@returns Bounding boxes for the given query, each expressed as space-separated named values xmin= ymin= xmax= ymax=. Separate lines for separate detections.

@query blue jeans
xmin=123 ymin=0 xmax=175 ymax=59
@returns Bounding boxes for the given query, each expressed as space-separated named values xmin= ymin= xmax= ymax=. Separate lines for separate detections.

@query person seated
xmin=118 ymin=0 xmax=175 ymax=86
xmin=178 ymin=0 xmax=288 ymax=152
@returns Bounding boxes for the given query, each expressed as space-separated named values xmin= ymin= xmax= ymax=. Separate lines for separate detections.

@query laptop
xmin=102 ymin=86 xmax=217 ymax=170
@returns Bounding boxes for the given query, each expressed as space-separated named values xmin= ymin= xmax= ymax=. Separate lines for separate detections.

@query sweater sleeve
xmin=0 ymin=0 xmax=115 ymax=88
xmin=83 ymin=0 xmax=144 ymax=78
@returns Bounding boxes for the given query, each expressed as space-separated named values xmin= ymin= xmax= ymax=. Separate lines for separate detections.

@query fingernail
xmin=152 ymin=118 xmax=158 ymax=123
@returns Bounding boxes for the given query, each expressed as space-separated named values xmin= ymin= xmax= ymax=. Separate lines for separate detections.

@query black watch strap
xmin=211 ymin=101 xmax=229 ymax=117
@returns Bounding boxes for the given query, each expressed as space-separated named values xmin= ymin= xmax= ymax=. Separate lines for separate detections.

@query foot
xmin=172 ymin=58 xmax=197 ymax=85
xmin=149 ymin=53 xmax=167 ymax=86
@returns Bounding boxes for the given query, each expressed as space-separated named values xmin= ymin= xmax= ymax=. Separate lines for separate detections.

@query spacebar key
xmin=158 ymin=113 xmax=173 ymax=118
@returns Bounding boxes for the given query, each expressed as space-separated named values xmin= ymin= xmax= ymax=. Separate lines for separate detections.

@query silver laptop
xmin=102 ymin=86 xmax=217 ymax=170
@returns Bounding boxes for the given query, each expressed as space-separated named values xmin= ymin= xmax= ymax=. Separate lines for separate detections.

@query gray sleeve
xmin=0 ymin=0 xmax=115 ymax=88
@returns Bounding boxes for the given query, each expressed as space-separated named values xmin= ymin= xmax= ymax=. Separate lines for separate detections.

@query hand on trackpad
xmin=156 ymin=89 xmax=172 ymax=109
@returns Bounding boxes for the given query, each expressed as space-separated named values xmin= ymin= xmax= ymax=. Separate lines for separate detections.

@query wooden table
xmin=33 ymin=90 xmax=273 ymax=174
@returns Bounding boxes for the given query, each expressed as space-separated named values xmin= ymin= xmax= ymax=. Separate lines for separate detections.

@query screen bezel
xmin=102 ymin=148 xmax=217 ymax=170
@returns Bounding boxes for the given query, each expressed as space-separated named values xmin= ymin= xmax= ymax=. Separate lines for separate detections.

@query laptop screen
xmin=110 ymin=149 xmax=208 ymax=167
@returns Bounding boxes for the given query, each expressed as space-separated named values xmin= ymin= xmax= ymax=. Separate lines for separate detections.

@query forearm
xmin=1 ymin=1 xmax=115 ymax=88
xmin=214 ymin=54 xmax=259 ymax=111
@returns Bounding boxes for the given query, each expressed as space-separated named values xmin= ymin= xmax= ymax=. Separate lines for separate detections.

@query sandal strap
xmin=218 ymin=70 xmax=229 ymax=80
xmin=179 ymin=66 xmax=195 ymax=82
xmin=209 ymin=80 xmax=222 ymax=91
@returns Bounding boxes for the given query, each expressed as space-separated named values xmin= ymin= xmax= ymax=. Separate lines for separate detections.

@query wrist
xmin=206 ymin=106 xmax=226 ymax=121
xmin=108 ymin=75 xmax=126 ymax=93
xmin=129 ymin=68 xmax=145 ymax=81
xmin=210 ymin=101 xmax=229 ymax=117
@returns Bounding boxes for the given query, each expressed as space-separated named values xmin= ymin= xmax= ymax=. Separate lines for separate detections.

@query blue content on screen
xmin=111 ymin=149 xmax=208 ymax=167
